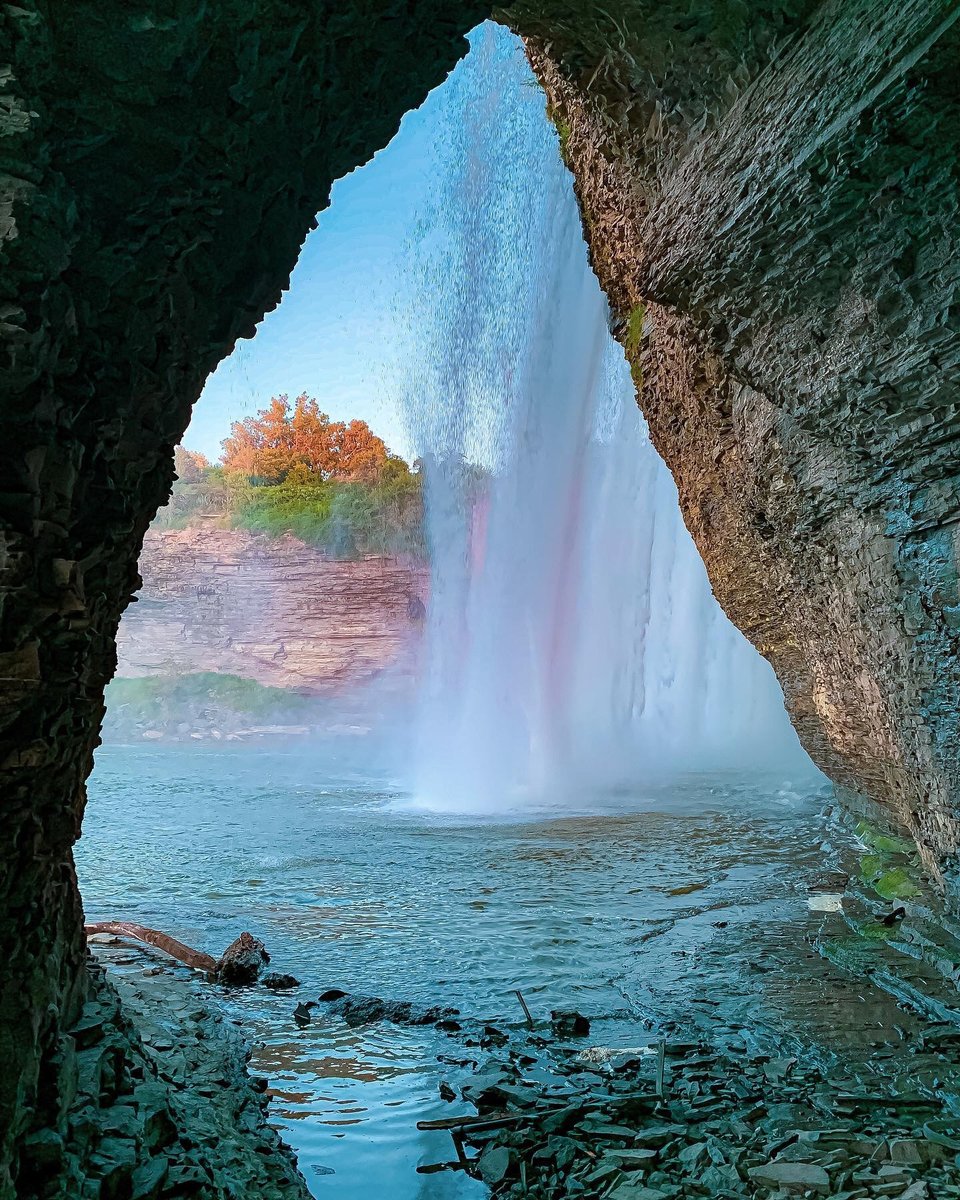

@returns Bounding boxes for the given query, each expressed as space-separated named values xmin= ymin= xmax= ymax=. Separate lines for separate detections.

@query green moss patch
xmin=625 ymin=303 xmax=645 ymax=357
xmin=854 ymin=819 xmax=914 ymax=856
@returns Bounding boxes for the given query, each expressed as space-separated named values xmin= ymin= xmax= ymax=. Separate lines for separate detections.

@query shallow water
xmin=78 ymin=742 xmax=892 ymax=1198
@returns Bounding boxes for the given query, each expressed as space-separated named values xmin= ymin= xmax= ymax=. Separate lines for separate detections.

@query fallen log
xmin=85 ymin=923 xmax=270 ymax=985
xmin=85 ymin=922 xmax=218 ymax=974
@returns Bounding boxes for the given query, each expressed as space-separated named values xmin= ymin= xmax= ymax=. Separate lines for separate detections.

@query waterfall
xmin=396 ymin=24 xmax=806 ymax=810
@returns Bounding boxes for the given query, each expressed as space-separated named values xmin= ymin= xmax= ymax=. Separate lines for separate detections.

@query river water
xmin=76 ymin=740 xmax=908 ymax=1199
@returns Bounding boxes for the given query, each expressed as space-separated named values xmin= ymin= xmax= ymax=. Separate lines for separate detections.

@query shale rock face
xmin=30 ymin=947 xmax=313 ymax=1200
xmin=515 ymin=0 xmax=960 ymax=882
xmin=116 ymin=528 xmax=427 ymax=692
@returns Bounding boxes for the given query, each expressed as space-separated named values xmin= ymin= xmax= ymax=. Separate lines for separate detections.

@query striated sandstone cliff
xmin=117 ymin=528 xmax=427 ymax=694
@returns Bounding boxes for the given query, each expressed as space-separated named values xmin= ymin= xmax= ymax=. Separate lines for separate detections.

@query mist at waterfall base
xmin=396 ymin=26 xmax=809 ymax=814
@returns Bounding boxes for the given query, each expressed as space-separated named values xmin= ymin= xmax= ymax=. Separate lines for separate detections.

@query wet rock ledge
xmin=18 ymin=944 xmax=309 ymax=1200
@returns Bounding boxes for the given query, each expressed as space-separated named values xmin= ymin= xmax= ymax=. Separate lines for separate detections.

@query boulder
xmin=551 ymin=1010 xmax=590 ymax=1037
xmin=262 ymin=973 xmax=300 ymax=991
xmin=318 ymin=991 xmax=459 ymax=1028
xmin=216 ymin=933 xmax=269 ymax=985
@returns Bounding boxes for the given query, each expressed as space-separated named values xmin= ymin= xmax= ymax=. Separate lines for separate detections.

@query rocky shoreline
xmin=257 ymin=970 xmax=960 ymax=1200
xmin=32 ymin=808 xmax=960 ymax=1200
xmin=264 ymin=807 xmax=960 ymax=1200
xmin=416 ymin=817 xmax=960 ymax=1199
xmin=17 ymin=943 xmax=311 ymax=1200
xmin=438 ymin=1018 xmax=958 ymax=1199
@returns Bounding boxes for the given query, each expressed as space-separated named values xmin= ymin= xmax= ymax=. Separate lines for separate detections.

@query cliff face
xmin=117 ymin=529 xmax=427 ymax=694
xmin=516 ymin=0 xmax=960 ymax=888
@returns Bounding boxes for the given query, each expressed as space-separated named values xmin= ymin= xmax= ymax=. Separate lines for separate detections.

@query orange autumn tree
xmin=220 ymin=395 xmax=292 ymax=480
xmin=220 ymin=393 xmax=389 ymax=482
xmin=333 ymin=418 xmax=393 ymax=483
xmin=173 ymin=445 xmax=211 ymax=482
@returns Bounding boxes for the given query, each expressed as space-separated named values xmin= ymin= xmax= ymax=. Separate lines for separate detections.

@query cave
xmin=2 ymin=1 xmax=960 ymax=1196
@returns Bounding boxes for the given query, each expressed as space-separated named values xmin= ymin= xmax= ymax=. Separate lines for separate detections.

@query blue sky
xmin=187 ymin=24 xmax=519 ymax=465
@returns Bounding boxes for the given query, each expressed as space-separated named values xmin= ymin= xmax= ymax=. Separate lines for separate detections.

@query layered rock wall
xmin=16 ymin=947 xmax=310 ymax=1200
xmin=116 ymin=529 xmax=427 ymax=693
xmin=516 ymin=0 xmax=960 ymax=885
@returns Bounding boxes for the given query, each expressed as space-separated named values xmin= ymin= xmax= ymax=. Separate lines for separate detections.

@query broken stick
xmin=514 ymin=988 xmax=535 ymax=1030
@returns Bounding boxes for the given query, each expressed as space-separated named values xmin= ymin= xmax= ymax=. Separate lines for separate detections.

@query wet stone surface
xmin=432 ymin=1022 xmax=960 ymax=1199
xmin=21 ymin=943 xmax=311 ymax=1200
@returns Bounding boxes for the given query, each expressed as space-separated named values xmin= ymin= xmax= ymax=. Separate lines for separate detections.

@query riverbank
xmin=440 ymin=1010 xmax=958 ymax=1199
xmin=22 ymin=942 xmax=311 ymax=1200
xmin=99 ymin=671 xmax=416 ymax=746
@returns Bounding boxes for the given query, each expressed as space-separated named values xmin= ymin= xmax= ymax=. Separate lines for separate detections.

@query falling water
xmin=397 ymin=25 xmax=806 ymax=810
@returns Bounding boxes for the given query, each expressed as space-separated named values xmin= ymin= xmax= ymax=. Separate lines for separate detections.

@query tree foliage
xmin=231 ymin=464 xmax=423 ymax=558
xmin=160 ymin=399 xmax=424 ymax=559
xmin=220 ymin=393 xmax=389 ymax=483
xmin=173 ymin=445 xmax=210 ymax=482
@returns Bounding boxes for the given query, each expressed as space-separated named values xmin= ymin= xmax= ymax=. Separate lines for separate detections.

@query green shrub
xmin=156 ymin=456 xmax=426 ymax=559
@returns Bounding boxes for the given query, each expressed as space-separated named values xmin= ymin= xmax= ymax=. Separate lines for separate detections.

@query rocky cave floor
xmin=416 ymin=825 xmax=960 ymax=1200
xmin=29 ymin=813 xmax=960 ymax=1200
xmin=19 ymin=944 xmax=310 ymax=1200
xmin=443 ymin=997 xmax=960 ymax=1200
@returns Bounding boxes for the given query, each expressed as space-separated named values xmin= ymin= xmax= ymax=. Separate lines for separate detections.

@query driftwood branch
xmin=85 ymin=921 xmax=219 ymax=974
xmin=87 ymin=923 xmax=270 ymax=984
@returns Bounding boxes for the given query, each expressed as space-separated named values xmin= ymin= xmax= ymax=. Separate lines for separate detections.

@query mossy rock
xmin=851 ymin=920 xmax=896 ymax=942
xmin=854 ymin=819 xmax=914 ymax=856
xmin=871 ymin=868 xmax=921 ymax=902
xmin=859 ymin=855 xmax=920 ymax=901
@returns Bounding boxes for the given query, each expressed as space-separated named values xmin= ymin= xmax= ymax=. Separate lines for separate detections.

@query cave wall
xmin=0 ymin=3 xmax=485 ymax=1193
xmin=514 ymin=0 xmax=960 ymax=884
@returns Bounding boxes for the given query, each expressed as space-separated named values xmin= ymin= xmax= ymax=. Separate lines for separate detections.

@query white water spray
xmin=397 ymin=25 xmax=806 ymax=810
